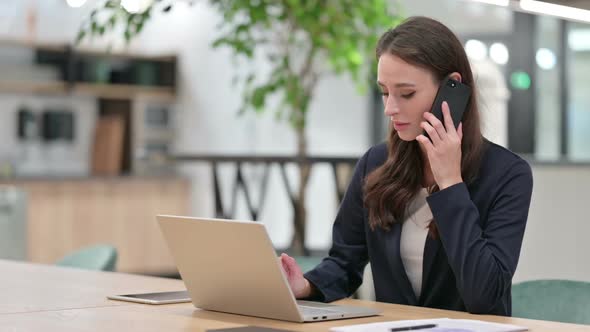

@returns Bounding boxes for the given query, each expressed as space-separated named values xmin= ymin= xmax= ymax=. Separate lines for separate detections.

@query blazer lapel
xmin=384 ymin=222 xmax=418 ymax=305
xmin=420 ymin=232 xmax=441 ymax=304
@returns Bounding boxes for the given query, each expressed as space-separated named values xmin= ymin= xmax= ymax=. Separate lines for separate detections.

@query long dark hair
xmin=364 ymin=16 xmax=485 ymax=232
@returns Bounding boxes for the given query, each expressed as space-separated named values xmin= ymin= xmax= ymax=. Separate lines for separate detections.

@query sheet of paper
xmin=330 ymin=318 xmax=528 ymax=332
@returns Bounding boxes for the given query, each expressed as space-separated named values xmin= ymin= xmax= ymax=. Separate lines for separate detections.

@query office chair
xmin=56 ymin=244 xmax=118 ymax=272
xmin=512 ymin=279 xmax=590 ymax=325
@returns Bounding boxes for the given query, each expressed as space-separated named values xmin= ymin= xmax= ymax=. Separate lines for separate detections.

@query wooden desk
xmin=0 ymin=260 xmax=184 ymax=314
xmin=2 ymin=261 xmax=589 ymax=331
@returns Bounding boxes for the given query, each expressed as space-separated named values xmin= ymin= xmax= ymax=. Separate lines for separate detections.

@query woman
xmin=280 ymin=16 xmax=533 ymax=316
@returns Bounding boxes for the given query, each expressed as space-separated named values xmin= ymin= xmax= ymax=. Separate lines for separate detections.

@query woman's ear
xmin=449 ymin=72 xmax=463 ymax=83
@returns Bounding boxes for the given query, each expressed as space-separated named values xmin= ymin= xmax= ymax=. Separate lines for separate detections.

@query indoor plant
xmin=78 ymin=0 xmax=402 ymax=255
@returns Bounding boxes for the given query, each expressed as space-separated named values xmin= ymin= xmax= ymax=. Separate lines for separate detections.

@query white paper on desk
xmin=330 ymin=318 xmax=528 ymax=332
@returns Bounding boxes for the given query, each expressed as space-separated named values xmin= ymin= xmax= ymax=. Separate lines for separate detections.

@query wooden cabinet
xmin=1 ymin=177 xmax=189 ymax=275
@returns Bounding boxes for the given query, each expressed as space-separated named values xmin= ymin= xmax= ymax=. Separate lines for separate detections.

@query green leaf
xmin=211 ymin=37 xmax=226 ymax=48
xmin=105 ymin=0 xmax=117 ymax=9
xmin=245 ymin=73 xmax=255 ymax=85
xmin=235 ymin=24 xmax=248 ymax=34
xmin=251 ymin=87 xmax=267 ymax=110
xmin=75 ymin=29 xmax=86 ymax=44
xmin=108 ymin=15 xmax=117 ymax=28
xmin=135 ymin=21 xmax=145 ymax=34
xmin=347 ymin=50 xmax=362 ymax=66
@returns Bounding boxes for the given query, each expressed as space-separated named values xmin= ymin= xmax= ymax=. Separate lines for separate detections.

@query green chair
xmin=56 ymin=245 xmax=118 ymax=272
xmin=512 ymin=279 xmax=590 ymax=325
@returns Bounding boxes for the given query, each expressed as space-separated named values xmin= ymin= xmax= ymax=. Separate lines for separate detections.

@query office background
xmin=0 ymin=0 xmax=589 ymax=294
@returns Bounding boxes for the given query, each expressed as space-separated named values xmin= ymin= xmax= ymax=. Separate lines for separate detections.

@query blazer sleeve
xmin=426 ymin=158 xmax=533 ymax=314
xmin=303 ymin=148 xmax=372 ymax=302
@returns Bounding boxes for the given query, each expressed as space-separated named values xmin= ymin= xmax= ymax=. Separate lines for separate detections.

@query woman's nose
xmin=384 ymin=97 xmax=399 ymax=116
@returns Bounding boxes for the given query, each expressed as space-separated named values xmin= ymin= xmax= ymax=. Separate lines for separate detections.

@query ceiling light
xmin=536 ymin=48 xmax=556 ymax=70
xmin=469 ymin=0 xmax=509 ymax=6
xmin=121 ymin=0 xmax=153 ymax=14
xmin=66 ymin=0 xmax=87 ymax=8
xmin=490 ymin=42 xmax=509 ymax=65
xmin=465 ymin=40 xmax=488 ymax=61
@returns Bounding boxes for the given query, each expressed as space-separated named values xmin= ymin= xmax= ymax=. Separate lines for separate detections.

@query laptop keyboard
xmin=298 ymin=305 xmax=337 ymax=316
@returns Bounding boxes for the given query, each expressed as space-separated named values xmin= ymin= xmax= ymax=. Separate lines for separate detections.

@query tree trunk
xmin=291 ymin=125 xmax=311 ymax=256
xmin=289 ymin=44 xmax=316 ymax=256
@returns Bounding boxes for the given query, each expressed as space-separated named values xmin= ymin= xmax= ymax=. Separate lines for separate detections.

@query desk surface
xmin=1 ymin=260 xmax=589 ymax=331
xmin=0 ymin=260 xmax=184 ymax=314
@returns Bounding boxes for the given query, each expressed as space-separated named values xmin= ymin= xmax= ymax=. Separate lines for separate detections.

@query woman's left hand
xmin=416 ymin=101 xmax=463 ymax=190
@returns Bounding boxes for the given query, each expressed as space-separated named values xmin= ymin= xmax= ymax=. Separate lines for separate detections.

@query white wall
xmin=514 ymin=165 xmax=590 ymax=283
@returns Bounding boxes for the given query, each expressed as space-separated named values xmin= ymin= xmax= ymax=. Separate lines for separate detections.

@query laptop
xmin=157 ymin=215 xmax=381 ymax=323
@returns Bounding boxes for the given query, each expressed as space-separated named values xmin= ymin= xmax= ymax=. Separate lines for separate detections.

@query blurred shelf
xmin=142 ymin=130 xmax=176 ymax=141
xmin=0 ymin=81 xmax=67 ymax=95
xmin=0 ymin=81 xmax=175 ymax=101
xmin=0 ymin=38 xmax=175 ymax=61
xmin=73 ymin=83 xmax=175 ymax=102
xmin=0 ymin=174 xmax=185 ymax=182
xmin=73 ymin=48 xmax=176 ymax=62
xmin=0 ymin=38 xmax=68 ymax=52
xmin=0 ymin=38 xmax=177 ymax=102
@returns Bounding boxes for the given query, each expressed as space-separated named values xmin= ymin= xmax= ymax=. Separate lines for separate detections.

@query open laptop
xmin=157 ymin=215 xmax=380 ymax=323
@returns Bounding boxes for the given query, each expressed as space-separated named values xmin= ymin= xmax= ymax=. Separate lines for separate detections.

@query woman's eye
xmin=381 ymin=92 xmax=389 ymax=97
xmin=401 ymin=92 xmax=415 ymax=99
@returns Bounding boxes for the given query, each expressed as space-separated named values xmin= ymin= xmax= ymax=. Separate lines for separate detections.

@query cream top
xmin=400 ymin=188 xmax=433 ymax=299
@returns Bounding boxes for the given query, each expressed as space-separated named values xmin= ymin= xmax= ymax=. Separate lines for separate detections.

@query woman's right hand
xmin=279 ymin=253 xmax=312 ymax=299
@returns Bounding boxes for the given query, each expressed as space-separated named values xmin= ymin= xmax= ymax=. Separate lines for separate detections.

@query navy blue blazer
xmin=304 ymin=140 xmax=533 ymax=316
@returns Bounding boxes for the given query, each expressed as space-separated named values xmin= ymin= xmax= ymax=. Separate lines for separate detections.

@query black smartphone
xmin=425 ymin=76 xmax=471 ymax=138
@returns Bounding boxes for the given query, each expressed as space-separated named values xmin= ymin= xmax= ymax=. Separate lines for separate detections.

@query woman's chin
xmin=398 ymin=132 xmax=419 ymax=142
